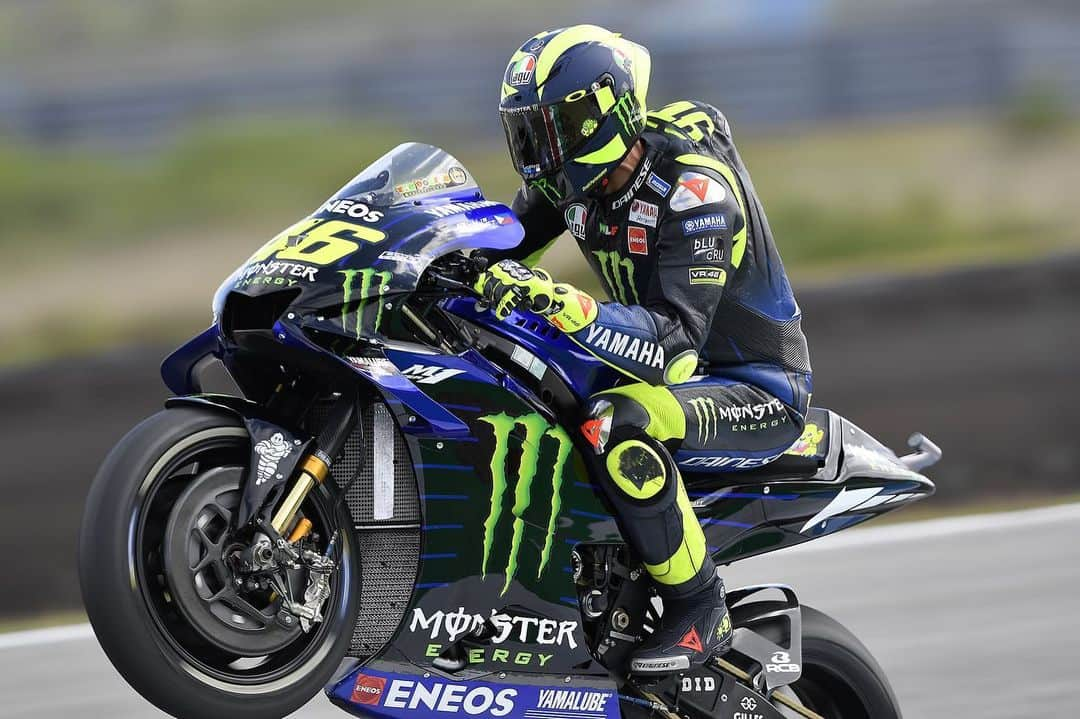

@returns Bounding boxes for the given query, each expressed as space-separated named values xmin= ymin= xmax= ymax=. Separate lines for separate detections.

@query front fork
xmin=272 ymin=452 xmax=333 ymax=535
xmin=271 ymin=392 xmax=360 ymax=537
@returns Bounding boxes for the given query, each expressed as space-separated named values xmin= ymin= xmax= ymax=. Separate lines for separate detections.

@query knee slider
xmin=605 ymin=438 xmax=672 ymax=502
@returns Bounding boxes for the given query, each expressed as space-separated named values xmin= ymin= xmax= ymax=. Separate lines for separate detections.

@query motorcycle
xmin=79 ymin=142 xmax=941 ymax=719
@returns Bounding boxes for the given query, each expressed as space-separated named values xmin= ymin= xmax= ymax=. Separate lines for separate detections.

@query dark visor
xmin=500 ymin=91 xmax=608 ymax=179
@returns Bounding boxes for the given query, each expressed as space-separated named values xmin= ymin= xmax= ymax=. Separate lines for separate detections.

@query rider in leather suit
xmin=475 ymin=24 xmax=812 ymax=674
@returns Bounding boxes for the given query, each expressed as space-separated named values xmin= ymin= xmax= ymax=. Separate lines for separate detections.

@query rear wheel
xmin=765 ymin=605 xmax=901 ymax=719
xmin=79 ymin=407 xmax=359 ymax=719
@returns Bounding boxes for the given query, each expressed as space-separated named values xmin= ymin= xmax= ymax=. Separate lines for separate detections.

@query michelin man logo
xmin=254 ymin=433 xmax=292 ymax=485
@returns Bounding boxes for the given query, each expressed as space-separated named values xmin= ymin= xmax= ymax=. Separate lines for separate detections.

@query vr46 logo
xmin=478 ymin=413 xmax=573 ymax=595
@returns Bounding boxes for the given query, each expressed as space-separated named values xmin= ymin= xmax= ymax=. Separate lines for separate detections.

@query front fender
xmin=164 ymin=393 xmax=265 ymax=420
xmin=165 ymin=395 xmax=312 ymax=527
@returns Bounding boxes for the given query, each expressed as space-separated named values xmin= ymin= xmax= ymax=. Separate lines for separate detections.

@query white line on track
xmin=0 ymin=622 xmax=94 ymax=650
xmin=1 ymin=502 xmax=1076 ymax=651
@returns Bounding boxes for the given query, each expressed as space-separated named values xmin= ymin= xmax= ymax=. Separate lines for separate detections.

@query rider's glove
xmin=474 ymin=259 xmax=598 ymax=332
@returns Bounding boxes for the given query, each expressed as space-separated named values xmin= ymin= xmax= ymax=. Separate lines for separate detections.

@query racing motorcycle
xmin=79 ymin=143 xmax=942 ymax=719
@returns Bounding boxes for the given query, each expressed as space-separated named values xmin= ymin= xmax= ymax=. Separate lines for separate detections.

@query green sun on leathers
xmin=478 ymin=412 xmax=573 ymax=595
xmin=339 ymin=269 xmax=391 ymax=337
xmin=592 ymin=250 xmax=639 ymax=304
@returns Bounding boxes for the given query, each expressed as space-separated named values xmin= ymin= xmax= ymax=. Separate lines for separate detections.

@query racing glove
xmin=473 ymin=259 xmax=598 ymax=332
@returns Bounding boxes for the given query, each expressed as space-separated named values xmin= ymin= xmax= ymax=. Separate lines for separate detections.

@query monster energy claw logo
xmin=529 ymin=177 xmax=563 ymax=205
xmin=479 ymin=412 xmax=572 ymax=595
xmin=339 ymin=269 xmax=391 ymax=338
xmin=593 ymin=250 xmax=638 ymax=305
xmin=612 ymin=93 xmax=640 ymax=136
xmin=689 ymin=397 xmax=721 ymax=445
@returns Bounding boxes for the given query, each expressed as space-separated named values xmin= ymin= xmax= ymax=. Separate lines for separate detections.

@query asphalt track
xmin=0 ymin=503 xmax=1076 ymax=719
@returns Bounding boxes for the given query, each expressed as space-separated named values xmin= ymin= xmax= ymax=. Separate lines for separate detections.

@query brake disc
xmin=162 ymin=465 xmax=301 ymax=656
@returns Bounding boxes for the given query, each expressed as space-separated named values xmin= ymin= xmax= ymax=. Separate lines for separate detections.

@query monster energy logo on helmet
xmin=689 ymin=397 xmax=721 ymax=445
xmin=592 ymin=250 xmax=639 ymax=304
xmin=339 ymin=268 xmax=391 ymax=338
xmin=529 ymin=177 xmax=563 ymax=205
xmin=479 ymin=412 xmax=573 ymax=595
xmin=611 ymin=92 xmax=641 ymax=136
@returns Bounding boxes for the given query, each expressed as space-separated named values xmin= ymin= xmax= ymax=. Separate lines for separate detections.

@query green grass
xmin=1 ymin=115 xmax=1078 ymax=365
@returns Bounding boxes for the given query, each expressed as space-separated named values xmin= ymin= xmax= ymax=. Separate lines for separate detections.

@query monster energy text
xmin=592 ymin=249 xmax=638 ymax=304
xmin=478 ymin=412 xmax=572 ymax=595
xmin=690 ymin=397 xmax=787 ymax=442
xmin=339 ymin=268 xmax=391 ymax=338
xmin=235 ymin=260 xmax=318 ymax=288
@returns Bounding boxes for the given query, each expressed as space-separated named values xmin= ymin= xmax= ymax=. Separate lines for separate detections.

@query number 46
xmin=247 ymin=218 xmax=386 ymax=266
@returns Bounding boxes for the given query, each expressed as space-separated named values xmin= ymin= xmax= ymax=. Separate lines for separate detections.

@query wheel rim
xmin=129 ymin=427 xmax=352 ymax=687
xmin=772 ymin=662 xmax=872 ymax=718
xmin=163 ymin=465 xmax=303 ymax=656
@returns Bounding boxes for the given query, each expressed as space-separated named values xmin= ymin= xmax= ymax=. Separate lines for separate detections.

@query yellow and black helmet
xmin=499 ymin=25 xmax=651 ymax=204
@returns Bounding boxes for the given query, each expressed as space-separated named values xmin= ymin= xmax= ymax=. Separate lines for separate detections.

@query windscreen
xmin=327 ymin=142 xmax=480 ymax=207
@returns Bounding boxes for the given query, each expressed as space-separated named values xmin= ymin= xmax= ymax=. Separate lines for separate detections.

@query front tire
xmin=79 ymin=407 xmax=359 ymax=719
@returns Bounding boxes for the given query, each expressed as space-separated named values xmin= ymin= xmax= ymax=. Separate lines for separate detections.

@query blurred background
xmin=0 ymin=0 xmax=1077 ymax=716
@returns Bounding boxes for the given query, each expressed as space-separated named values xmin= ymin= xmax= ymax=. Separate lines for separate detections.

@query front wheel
xmin=78 ymin=407 xmax=359 ymax=719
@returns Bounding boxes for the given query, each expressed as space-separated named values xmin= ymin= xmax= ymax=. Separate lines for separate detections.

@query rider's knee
xmin=582 ymin=392 xmax=651 ymax=454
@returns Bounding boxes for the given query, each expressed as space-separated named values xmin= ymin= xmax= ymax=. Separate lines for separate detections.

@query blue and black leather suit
xmin=491 ymin=101 xmax=812 ymax=594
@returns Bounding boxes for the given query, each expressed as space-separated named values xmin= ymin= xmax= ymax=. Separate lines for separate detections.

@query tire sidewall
xmin=78 ymin=406 xmax=359 ymax=719
xmin=796 ymin=605 xmax=902 ymax=719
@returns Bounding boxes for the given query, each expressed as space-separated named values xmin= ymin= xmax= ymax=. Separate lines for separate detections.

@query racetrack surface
xmin=0 ymin=503 xmax=1076 ymax=719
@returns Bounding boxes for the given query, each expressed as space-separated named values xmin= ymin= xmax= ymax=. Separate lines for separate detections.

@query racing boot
xmin=629 ymin=574 xmax=733 ymax=674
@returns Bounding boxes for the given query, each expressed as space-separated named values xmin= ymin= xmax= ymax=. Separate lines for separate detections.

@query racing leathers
xmin=486 ymin=100 xmax=812 ymax=669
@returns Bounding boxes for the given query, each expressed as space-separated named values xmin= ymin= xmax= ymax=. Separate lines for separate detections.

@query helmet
xmin=499 ymin=25 xmax=651 ymax=204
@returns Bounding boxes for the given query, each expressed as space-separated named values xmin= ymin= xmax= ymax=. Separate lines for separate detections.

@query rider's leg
xmin=582 ymin=374 xmax=807 ymax=674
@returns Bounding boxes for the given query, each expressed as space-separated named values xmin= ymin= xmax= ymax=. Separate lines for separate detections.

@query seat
xmin=683 ymin=407 xmax=835 ymax=486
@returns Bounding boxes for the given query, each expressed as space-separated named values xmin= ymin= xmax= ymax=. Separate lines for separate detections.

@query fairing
xmin=211 ymin=143 xmax=523 ymax=341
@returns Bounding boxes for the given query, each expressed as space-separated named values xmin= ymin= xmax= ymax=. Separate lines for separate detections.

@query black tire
xmin=78 ymin=406 xmax=360 ymax=719
xmin=783 ymin=605 xmax=901 ymax=719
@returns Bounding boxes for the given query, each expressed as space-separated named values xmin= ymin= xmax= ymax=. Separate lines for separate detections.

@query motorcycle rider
xmin=475 ymin=25 xmax=812 ymax=674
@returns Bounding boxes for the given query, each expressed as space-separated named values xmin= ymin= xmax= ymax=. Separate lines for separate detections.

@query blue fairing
xmin=441 ymin=298 xmax=622 ymax=401
xmin=329 ymin=666 xmax=620 ymax=719
xmin=161 ymin=325 xmax=221 ymax=395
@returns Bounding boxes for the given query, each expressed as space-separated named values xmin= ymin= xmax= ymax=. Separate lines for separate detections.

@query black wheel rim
xmin=130 ymin=429 xmax=351 ymax=686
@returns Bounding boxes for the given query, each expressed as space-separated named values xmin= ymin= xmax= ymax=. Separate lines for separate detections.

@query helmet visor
xmin=501 ymin=90 xmax=609 ymax=180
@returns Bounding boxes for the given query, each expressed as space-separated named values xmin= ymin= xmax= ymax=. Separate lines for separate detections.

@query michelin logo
xmin=253 ymin=433 xmax=291 ymax=485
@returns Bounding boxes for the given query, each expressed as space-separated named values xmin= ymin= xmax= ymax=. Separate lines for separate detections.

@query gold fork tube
xmin=270 ymin=455 xmax=330 ymax=535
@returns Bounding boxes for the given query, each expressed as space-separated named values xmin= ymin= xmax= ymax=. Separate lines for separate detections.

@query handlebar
xmin=421 ymin=253 xmax=485 ymax=297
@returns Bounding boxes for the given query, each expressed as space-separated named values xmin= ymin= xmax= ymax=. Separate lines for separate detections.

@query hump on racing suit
xmin=645 ymin=100 xmax=811 ymax=381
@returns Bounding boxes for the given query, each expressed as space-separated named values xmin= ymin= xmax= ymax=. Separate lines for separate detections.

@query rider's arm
xmin=481 ymin=183 xmax=566 ymax=266
xmin=569 ymin=165 xmax=746 ymax=385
